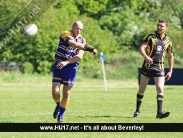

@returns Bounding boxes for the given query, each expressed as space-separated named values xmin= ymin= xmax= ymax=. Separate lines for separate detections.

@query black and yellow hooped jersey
xmin=142 ymin=31 xmax=173 ymax=69
xmin=54 ymin=30 xmax=86 ymax=66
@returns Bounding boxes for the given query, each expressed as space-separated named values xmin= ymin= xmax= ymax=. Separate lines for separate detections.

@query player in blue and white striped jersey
xmin=52 ymin=21 xmax=97 ymax=123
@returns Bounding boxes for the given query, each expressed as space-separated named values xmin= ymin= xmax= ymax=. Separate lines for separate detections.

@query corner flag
xmin=100 ymin=52 xmax=107 ymax=90
xmin=100 ymin=53 xmax=106 ymax=61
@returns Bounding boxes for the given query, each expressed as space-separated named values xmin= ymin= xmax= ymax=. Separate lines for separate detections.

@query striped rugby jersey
xmin=54 ymin=30 xmax=86 ymax=66
xmin=142 ymin=31 xmax=173 ymax=69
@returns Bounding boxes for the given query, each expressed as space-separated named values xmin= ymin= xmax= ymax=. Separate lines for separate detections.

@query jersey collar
xmin=155 ymin=31 xmax=167 ymax=40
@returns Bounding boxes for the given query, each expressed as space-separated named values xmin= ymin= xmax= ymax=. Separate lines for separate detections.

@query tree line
xmin=0 ymin=0 xmax=183 ymax=78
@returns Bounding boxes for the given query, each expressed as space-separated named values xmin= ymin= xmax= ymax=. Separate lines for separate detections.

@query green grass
xmin=0 ymin=73 xmax=183 ymax=138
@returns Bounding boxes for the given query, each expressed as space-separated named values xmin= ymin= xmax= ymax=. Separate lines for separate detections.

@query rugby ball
xmin=23 ymin=24 xmax=38 ymax=36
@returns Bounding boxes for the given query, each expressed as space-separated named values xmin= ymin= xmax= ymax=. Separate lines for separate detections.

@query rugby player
xmin=52 ymin=21 xmax=97 ymax=123
xmin=133 ymin=19 xmax=174 ymax=118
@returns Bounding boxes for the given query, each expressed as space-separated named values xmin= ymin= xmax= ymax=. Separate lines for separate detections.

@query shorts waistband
xmin=55 ymin=59 xmax=79 ymax=66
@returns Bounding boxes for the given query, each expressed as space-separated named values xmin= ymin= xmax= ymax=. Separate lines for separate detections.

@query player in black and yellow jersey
xmin=133 ymin=19 xmax=174 ymax=118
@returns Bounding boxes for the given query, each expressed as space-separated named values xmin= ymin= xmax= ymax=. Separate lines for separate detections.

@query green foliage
xmin=37 ymin=60 xmax=52 ymax=75
xmin=75 ymin=0 xmax=108 ymax=17
xmin=21 ymin=61 xmax=34 ymax=74
xmin=99 ymin=10 xmax=137 ymax=46
xmin=54 ymin=0 xmax=80 ymax=14
xmin=0 ymin=0 xmax=183 ymax=78
xmin=103 ymin=50 xmax=142 ymax=80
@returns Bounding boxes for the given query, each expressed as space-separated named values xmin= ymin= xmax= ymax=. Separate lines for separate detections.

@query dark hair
xmin=158 ymin=19 xmax=168 ymax=26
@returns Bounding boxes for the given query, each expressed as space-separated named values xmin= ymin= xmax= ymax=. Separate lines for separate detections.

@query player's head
xmin=72 ymin=21 xmax=83 ymax=37
xmin=157 ymin=19 xmax=168 ymax=34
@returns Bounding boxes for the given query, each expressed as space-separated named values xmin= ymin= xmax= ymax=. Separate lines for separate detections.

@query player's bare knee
xmin=52 ymin=88 xmax=59 ymax=96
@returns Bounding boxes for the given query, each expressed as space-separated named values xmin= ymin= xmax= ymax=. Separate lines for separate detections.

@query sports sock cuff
xmin=137 ymin=93 xmax=144 ymax=101
xmin=60 ymin=99 xmax=69 ymax=108
xmin=54 ymin=96 xmax=60 ymax=104
xmin=157 ymin=95 xmax=164 ymax=101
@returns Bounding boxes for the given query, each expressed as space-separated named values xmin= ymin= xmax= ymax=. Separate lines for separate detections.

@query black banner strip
xmin=0 ymin=123 xmax=183 ymax=132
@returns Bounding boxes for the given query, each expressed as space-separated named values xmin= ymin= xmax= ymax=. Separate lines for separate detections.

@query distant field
xmin=0 ymin=73 xmax=183 ymax=138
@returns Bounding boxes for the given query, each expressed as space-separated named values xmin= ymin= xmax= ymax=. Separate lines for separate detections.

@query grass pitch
xmin=0 ymin=73 xmax=183 ymax=138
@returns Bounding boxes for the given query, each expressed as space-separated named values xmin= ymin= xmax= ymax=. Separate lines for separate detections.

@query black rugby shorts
xmin=141 ymin=67 xmax=165 ymax=78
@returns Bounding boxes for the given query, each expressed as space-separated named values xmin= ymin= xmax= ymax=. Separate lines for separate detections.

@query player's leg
xmin=154 ymin=77 xmax=170 ymax=118
xmin=134 ymin=74 xmax=150 ymax=117
xmin=52 ymin=82 xmax=61 ymax=118
xmin=57 ymin=65 xmax=77 ymax=123
xmin=57 ymin=85 xmax=72 ymax=123
xmin=52 ymin=62 xmax=62 ymax=119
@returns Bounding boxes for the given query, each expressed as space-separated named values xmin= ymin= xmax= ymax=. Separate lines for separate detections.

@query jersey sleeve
xmin=61 ymin=30 xmax=74 ymax=41
xmin=142 ymin=34 xmax=152 ymax=44
xmin=167 ymin=41 xmax=173 ymax=54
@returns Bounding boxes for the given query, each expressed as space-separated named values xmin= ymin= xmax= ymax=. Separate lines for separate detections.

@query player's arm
xmin=66 ymin=37 xmax=84 ymax=49
xmin=66 ymin=37 xmax=97 ymax=56
xmin=139 ymin=43 xmax=148 ymax=58
xmin=167 ymin=52 xmax=174 ymax=73
xmin=56 ymin=50 xmax=84 ymax=69
xmin=165 ymin=47 xmax=174 ymax=81
xmin=139 ymin=43 xmax=153 ymax=64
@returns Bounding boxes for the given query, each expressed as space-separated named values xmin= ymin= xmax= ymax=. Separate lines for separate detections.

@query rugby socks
xmin=135 ymin=93 xmax=144 ymax=112
xmin=157 ymin=95 xmax=163 ymax=113
xmin=58 ymin=99 xmax=69 ymax=118
xmin=54 ymin=96 xmax=61 ymax=107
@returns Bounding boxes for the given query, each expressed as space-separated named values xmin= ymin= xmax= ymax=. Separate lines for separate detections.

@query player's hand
xmin=145 ymin=56 xmax=153 ymax=64
xmin=56 ymin=61 xmax=68 ymax=69
xmin=165 ymin=71 xmax=172 ymax=81
xmin=92 ymin=49 xmax=97 ymax=56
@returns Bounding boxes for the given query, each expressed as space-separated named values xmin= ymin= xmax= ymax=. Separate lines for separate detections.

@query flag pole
xmin=100 ymin=52 xmax=107 ymax=91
